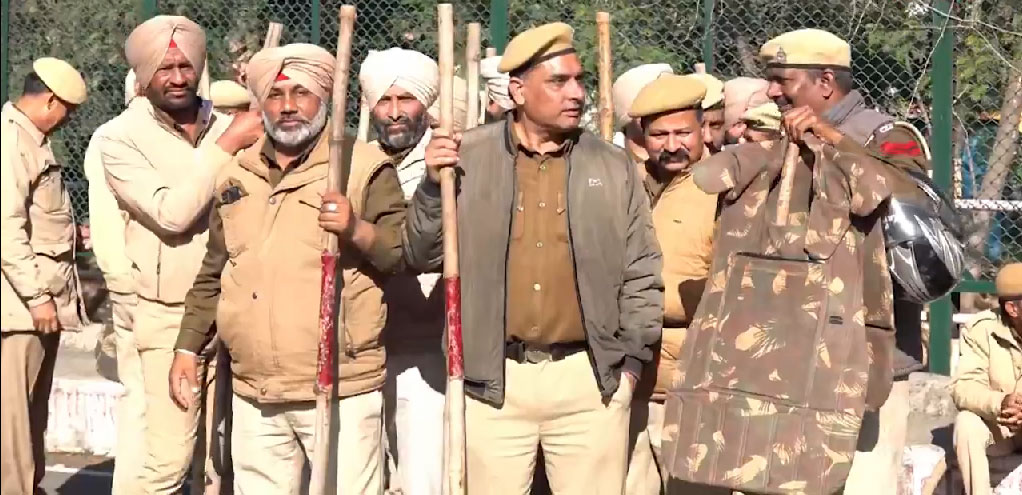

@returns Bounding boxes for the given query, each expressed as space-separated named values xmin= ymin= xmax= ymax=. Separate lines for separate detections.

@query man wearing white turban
xmin=480 ymin=55 xmax=513 ymax=122
xmin=97 ymin=15 xmax=264 ymax=495
xmin=359 ymin=47 xmax=446 ymax=495
xmin=169 ymin=43 xmax=407 ymax=495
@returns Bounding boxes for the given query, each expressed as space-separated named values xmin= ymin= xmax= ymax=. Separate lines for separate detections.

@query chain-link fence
xmin=2 ymin=0 xmax=1018 ymax=276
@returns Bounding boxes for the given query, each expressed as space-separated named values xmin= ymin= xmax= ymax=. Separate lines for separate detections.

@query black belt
xmin=505 ymin=339 xmax=586 ymax=364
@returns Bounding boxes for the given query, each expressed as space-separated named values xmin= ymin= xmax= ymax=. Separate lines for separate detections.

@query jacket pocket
xmin=34 ymin=166 xmax=69 ymax=214
xmin=219 ymin=198 xmax=256 ymax=258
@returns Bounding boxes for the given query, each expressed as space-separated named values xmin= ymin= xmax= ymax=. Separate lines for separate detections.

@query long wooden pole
xmin=438 ymin=5 xmax=466 ymax=495
xmin=311 ymin=6 xmax=356 ymax=495
xmin=485 ymin=47 xmax=497 ymax=58
xmin=596 ymin=11 xmax=614 ymax=141
xmin=263 ymin=22 xmax=283 ymax=49
xmin=465 ymin=23 xmax=481 ymax=130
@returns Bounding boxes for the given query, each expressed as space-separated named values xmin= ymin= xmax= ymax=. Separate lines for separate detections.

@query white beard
xmin=263 ymin=103 xmax=329 ymax=148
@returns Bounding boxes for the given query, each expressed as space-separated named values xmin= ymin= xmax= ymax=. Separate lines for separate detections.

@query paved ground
xmin=42 ymin=454 xmax=113 ymax=494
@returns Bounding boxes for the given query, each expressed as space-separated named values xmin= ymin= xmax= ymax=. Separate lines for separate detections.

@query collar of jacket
xmin=822 ymin=89 xmax=866 ymax=127
xmin=501 ymin=113 xmax=580 ymax=158
xmin=134 ymin=96 xmax=218 ymax=147
xmin=3 ymin=102 xmax=47 ymax=146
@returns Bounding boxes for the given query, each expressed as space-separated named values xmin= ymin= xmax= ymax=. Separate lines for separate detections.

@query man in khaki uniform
xmin=408 ymin=22 xmax=663 ymax=493
xmin=169 ymin=43 xmax=407 ymax=494
xmin=739 ymin=102 xmax=782 ymax=143
xmin=97 ymin=15 xmax=262 ymax=495
xmin=611 ymin=63 xmax=673 ymax=164
xmin=83 ymin=69 xmax=145 ymax=495
xmin=952 ymin=263 xmax=1022 ymax=495
xmin=623 ymin=75 xmax=717 ymax=495
xmin=1 ymin=57 xmax=88 ymax=495
xmin=688 ymin=73 xmax=725 ymax=155
xmin=359 ymin=47 xmax=446 ymax=495
xmin=756 ymin=29 xmax=931 ymax=495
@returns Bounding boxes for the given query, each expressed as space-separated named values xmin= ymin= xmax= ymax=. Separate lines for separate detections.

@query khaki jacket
xmin=176 ymin=131 xmax=406 ymax=402
xmin=952 ymin=310 xmax=1022 ymax=435
xmin=97 ymin=97 xmax=233 ymax=304
xmin=646 ymin=170 xmax=718 ymax=400
xmin=1 ymin=102 xmax=86 ymax=331
xmin=83 ymin=123 xmax=132 ymax=295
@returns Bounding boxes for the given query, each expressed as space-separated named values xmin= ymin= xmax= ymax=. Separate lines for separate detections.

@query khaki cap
xmin=760 ymin=28 xmax=851 ymax=68
xmin=33 ymin=57 xmax=87 ymax=105
xmin=209 ymin=80 xmax=251 ymax=108
xmin=628 ymin=74 xmax=706 ymax=119
xmin=996 ymin=263 xmax=1022 ymax=298
xmin=688 ymin=73 xmax=724 ymax=109
xmin=741 ymin=102 xmax=782 ymax=131
xmin=498 ymin=23 xmax=574 ymax=74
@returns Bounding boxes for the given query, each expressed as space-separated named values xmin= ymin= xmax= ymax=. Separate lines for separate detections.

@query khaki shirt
xmin=175 ymin=131 xmax=406 ymax=402
xmin=952 ymin=310 xmax=1022 ymax=429
xmin=97 ymin=97 xmax=233 ymax=304
xmin=83 ymin=124 xmax=133 ymax=295
xmin=506 ymin=126 xmax=585 ymax=345
xmin=1 ymin=102 xmax=85 ymax=331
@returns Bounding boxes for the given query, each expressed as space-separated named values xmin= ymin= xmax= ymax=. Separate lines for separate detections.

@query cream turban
xmin=246 ymin=44 xmax=336 ymax=104
xmin=125 ymin=16 xmax=206 ymax=89
xmin=723 ymin=77 xmax=770 ymax=129
xmin=427 ymin=75 xmax=468 ymax=131
xmin=480 ymin=55 xmax=513 ymax=111
xmin=612 ymin=64 xmax=673 ymax=129
xmin=359 ymin=48 xmax=439 ymax=110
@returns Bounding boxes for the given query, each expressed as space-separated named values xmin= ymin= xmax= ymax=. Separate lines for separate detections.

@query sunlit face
xmin=261 ymin=80 xmax=327 ymax=148
xmin=765 ymin=67 xmax=829 ymax=113
xmin=372 ymin=85 xmax=429 ymax=151
xmin=643 ymin=108 xmax=704 ymax=173
xmin=702 ymin=107 xmax=725 ymax=153
xmin=146 ymin=47 xmax=199 ymax=112
xmin=509 ymin=53 xmax=586 ymax=133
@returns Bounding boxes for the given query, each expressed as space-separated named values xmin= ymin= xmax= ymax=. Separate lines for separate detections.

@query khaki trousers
xmin=954 ymin=410 xmax=1021 ymax=495
xmin=626 ymin=400 xmax=666 ymax=495
xmin=0 ymin=332 xmax=59 ymax=495
xmin=844 ymin=380 xmax=911 ymax=495
xmin=465 ymin=352 xmax=632 ymax=495
xmin=134 ymin=298 xmax=208 ymax=495
xmin=110 ymin=292 xmax=145 ymax=495
xmin=231 ymin=390 xmax=384 ymax=495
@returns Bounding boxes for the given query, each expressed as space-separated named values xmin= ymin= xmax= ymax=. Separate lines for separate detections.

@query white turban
xmin=124 ymin=70 xmax=137 ymax=106
xmin=480 ymin=55 xmax=513 ymax=111
xmin=359 ymin=48 xmax=439 ymax=110
xmin=427 ymin=75 xmax=468 ymax=131
xmin=125 ymin=16 xmax=206 ymax=89
xmin=612 ymin=63 xmax=673 ymax=129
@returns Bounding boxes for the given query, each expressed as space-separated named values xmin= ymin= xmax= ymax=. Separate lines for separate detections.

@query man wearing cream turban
xmin=169 ymin=43 xmax=407 ymax=495
xmin=722 ymin=76 xmax=770 ymax=146
xmin=98 ymin=14 xmax=264 ymax=495
xmin=611 ymin=63 xmax=673 ymax=165
xmin=480 ymin=55 xmax=513 ymax=122
xmin=358 ymin=46 xmax=446 ymax=495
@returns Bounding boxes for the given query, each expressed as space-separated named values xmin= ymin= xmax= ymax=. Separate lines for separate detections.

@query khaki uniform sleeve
xmin=83 ymin=132 xmax=133 ymax=294
xmin=951 ymin=317 xmax=1008 ymax=420
xmin=360 ymin=165 xmax=407 ymax=274
xmin=100 ymin=132 xmax=234 ymax=235
xmin=0 ymin=132 xmax=49 ymax=306
xmin=864 ymin=124 xmax=930 ymax=175
xmin=175 ymin=206 xmax=227 ymax=353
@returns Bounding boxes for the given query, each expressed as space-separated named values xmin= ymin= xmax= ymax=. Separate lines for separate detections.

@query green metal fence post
xmin=928 ymin=0 xmax=955 ymax=376
xmin=310 ymin=0 xmax=321 ymax=45
xmin=1 ymin=0 xmax=10 ymax=104
xmin=141 ymin=0 xmax=158 ymax=20
xmin=489 ymin=0 xmax=509 ymax=54
xmin=701 ymin=0 xmax=715 ymax=72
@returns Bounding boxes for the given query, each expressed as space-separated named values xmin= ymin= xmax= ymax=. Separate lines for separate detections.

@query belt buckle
xmin=523 ymin=347 xmax=550 ymax=364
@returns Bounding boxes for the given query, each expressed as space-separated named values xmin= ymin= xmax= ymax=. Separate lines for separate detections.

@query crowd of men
xmin=1 ymin=10 xmax=1019 ymax=495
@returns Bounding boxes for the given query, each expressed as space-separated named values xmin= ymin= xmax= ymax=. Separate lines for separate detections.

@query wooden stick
xmin=775 ymin=141 xmax=800 ymax=225
xmin=694 ymin=62 xmax=706 ymax=74
xmin=438 ymin=5 xmax=466 ymax=495
xmin=311 ymin=6 xmax=356 ymax=495
xmin=465 ymin=23 xmax=481 ymax=130
xmin=263 ymin=22 xmax=284 ymax=49
xmin=357 ymin=95 xmax=371 ymax=141
xmin=485 ymin=47 xmax=497 ymax=58
xmin=596 ymin=12 xmax=614 ymax=141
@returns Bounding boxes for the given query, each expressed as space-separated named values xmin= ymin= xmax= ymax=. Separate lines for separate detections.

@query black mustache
xmin=657 ymin=148 xmax=690 ymax=166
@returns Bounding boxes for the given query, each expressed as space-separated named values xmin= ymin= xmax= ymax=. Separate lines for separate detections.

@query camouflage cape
xmin=660 ymin=135 xmax=898 ymax=494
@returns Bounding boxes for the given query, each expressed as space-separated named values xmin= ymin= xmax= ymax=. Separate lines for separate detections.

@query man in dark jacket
xmin=403 ymin=22 xmax=664 ymax=494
